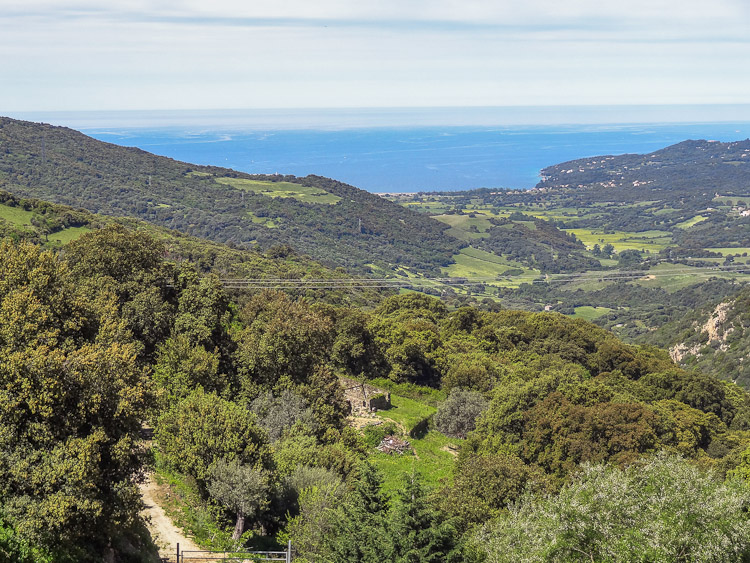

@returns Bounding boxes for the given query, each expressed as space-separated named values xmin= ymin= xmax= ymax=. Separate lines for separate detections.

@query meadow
xmin=214 ymin=177 xmax=341 ymax=204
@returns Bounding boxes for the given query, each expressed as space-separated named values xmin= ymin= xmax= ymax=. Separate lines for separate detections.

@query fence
xmin=175 ymin=541 xmax=292 ymax=563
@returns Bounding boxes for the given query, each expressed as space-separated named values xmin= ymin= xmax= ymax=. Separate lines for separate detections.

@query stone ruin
xmin=340 ymin=377 xmax=391 ymax=415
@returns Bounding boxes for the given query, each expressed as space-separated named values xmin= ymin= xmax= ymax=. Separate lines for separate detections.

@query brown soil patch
xmin=348 ymin=415 xmax=382 ymax=429
xmin=140 ymin=475 xmax=202 ymax=562
xmin=441 ymin=444 xmax=460 ymax=456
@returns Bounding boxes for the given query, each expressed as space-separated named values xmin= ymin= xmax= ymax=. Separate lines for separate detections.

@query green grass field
xmin=442 ymin=247 xmax=539 ymax=287
xmin=674 ymin=215 xmax=708 ymax=229
xmin=369 ymin=395 xmax=457 ymax=493
xmin=215 ymin=178 xmax=342 ymax=204
xmin=565 ymin=228 xmax=671 ymax=253
xmin=572 ymin=306 xmax=613 ymax=321
xmin=247 ymin=212 xmax=280 ymax=228
xmin=0 ymin=203 xmax=34 ymax=226
xmin=47 ymin=226 xmax=91 ymax=246
xmin=706 ymin=247 xmax=750 ymax=256
xmin=433 ymin=213 xmax=492 ymax=241
xmin=380 ymin=395 xmax=435 ymax=430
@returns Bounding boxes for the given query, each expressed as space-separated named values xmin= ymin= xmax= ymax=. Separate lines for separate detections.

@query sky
xmin=2 ymin=0 xmax=750 ymax=113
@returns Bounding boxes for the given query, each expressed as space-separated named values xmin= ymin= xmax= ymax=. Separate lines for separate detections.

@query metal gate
xmin=175 ymin=541 xmax=292 ymax=562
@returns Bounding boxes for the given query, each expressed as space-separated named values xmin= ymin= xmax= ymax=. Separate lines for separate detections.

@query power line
xmin=216 ymin=263 xmax=750 ymax=290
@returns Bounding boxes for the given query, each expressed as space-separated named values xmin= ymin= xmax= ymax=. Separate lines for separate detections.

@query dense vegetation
xmin=0 ymin=116 xmax=461 ymax=274
xmin=5 ymin=121 xmax=750 ymax=561
xmin=3 ymin=223 xmax=750 ymax=561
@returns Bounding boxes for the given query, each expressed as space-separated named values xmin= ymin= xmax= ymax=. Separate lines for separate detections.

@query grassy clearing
xmin=433 ymin=213 xmax=492 ymax=241
xmin=400 ymin=201 xmax=454 ymax=214
xmin=215 ymin=178 xmax=341 ymax=205
xmin=706 ymin=247 xmax=750 ymax=256
xmin=370 ymin=430 xmax=456 ymax=493
xmin=565 ymin=228 xmax=671 ymax=253
xmin=368 ymin=394 xmax=457 ymax=493
xmin=674 ymin=215 xmax=708 ymax=229
xmin=0 ymin=203 xmax=34 ymax=226
xmin=380 ymin=395 xmax=436 ymax=430
xmin=367 ymin=378 xmax=446 ymax=407
xmin=572 ymin=306 xmax=613 ymax=321
xmin=47 ymin=226 xmax=91 ymax=246
xmin=247 ymin=212 xmax=279 ymax=229
xmin=442 ymin=247 xmax=540 ymax=288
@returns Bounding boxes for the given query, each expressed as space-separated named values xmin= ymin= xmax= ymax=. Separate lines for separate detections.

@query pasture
xmin=215 ymin=177 xmax=342 ymax=204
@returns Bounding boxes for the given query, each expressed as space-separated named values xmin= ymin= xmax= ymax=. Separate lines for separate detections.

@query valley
xmin=3 ymin=116 xmax=750 ymax=561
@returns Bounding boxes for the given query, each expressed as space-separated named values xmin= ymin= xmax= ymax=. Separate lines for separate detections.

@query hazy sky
xmin=2 ymin=0 xmax=750 ymax=112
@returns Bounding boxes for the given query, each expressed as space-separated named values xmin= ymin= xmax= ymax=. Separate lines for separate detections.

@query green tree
xmin=320 ymin=462 xmax=390 ymax=563
xmin=155 ymin=389 xmax=270 ymax=482
xmin=388 ymin=472 xmax=458 ymax=563
xmin=207 ymin=459 xmax=269 ymax=540
xmin=153 ymin=334 xmax=224 ymax=409
xmin=471 ymin=454 xmax=750 ymax=563
xmin=234 ymin=291 xmax=333 ymax=396
xmin=439 ymin=454 xmax=547 ymax=532
xmin=0 ymin=240 xmax=151 ymax=559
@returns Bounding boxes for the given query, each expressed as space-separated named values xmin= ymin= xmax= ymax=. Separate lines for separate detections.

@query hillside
xmin=0 ymin=116 xmax=461 ymax=274
xmin=645 ymin=286 xmax=750 ymax=388
xmin=0 ymin=189 xmax=390 ymax=307
xmin=388 ymin=140 xmax=750 ymax=385
xmin=5 ymin=160 xmax=750 ymax=560
xmin=5 ymin=225 xmax=750 ymax=560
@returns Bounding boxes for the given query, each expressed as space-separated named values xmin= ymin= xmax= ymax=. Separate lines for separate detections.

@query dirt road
xmin=140 ymin=475 xmax=202 ymax=561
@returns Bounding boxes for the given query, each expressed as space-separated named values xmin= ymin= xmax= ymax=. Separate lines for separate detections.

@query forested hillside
xmin=0 ymin=189 xmax=391 ymax=308
xmin=389 ymin=140 xmax=750 ymax=388
xmin=646 ymin=286 xmax=750 ymax=388
xmin=0 ymin=116 xmax=461 ymax=274
xmin=4 ymin=223 xmax=750 ymax=561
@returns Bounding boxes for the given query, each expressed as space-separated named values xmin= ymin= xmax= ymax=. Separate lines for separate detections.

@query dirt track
xmin=140 ymin=475 xmax=202 ymax=561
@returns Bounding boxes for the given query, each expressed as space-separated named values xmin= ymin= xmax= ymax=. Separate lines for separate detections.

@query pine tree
xmin=388 ymin=472 xmax=458 ymax=563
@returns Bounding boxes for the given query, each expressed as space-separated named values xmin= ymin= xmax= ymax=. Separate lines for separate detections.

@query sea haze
xmin=18 ymin=107 xmax=750 ymax=193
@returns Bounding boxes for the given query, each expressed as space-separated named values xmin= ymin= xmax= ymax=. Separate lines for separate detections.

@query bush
xmin=471 ymin=453 xmax=750 ymax=563
xmin=434 ymin=388 xmax=489 ymax=439
xmin=362 ymin=422 xmax=399 ymax=448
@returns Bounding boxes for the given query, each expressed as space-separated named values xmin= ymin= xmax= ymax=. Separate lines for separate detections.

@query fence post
xmin=176 ymin=542 xmax=180 ymax=563
xmin=287 ymin=540 xmax=292 ymax=563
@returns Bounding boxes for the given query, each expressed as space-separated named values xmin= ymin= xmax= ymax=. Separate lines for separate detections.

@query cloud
xmin=1 ymin=0 xmax=749 ymax=111
xmin=5 ymin=0 xmax=749 ymax=32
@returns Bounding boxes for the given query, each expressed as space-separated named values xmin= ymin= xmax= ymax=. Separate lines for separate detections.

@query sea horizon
xmin=8 ymin=105 xmax=750 ymax=192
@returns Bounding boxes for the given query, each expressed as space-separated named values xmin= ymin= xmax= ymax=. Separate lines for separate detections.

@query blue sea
xmin=17 ymin=107 xmax=750 ymax=193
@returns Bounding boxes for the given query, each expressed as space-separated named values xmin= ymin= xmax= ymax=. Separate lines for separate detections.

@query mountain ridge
xmin=0 ymin=116 xmax=462 ymax=274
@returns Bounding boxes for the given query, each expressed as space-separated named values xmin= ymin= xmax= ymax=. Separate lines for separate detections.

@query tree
xmin=439 ymin=454 xmax=547 ymax=532
xmin=155 ymin=389 xmax=270 ymax=482
xmin=0 ymin=240 xmax=151 ymax=559
xmin=434 ymin=388 xmax=489 ymax=439
xmin=471 ymin=454 xmax=750 ymax=563
xmin=284 ymin=481 xmax=345 ymax=561
xmin=250 ymin=390 xmax=316 ymax=442
xmin=153 ymin=334 xmax=224 ymax=409
xmin=234 ymin=291 xmax=333 ymax=396
xmin=388 ymin=472 xmax=459 ymax=563
xmin=319 ymin=462 xmax=391 ymax=563
xmin=207 ymin=459 xmax=269 ymax=540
